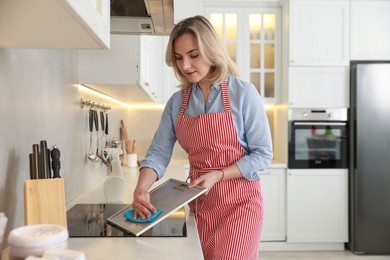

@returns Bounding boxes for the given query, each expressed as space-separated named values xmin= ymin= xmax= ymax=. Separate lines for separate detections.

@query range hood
xmin=111 ymin=0 xmax=174 ymax=35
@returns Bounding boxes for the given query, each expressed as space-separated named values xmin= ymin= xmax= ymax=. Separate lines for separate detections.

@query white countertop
xmin=66 ymin=160 xmax=204 ymax=260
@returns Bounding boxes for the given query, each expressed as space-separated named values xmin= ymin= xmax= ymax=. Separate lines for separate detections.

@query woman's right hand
xmin=132 ymin=187 xmax=157 ymax=220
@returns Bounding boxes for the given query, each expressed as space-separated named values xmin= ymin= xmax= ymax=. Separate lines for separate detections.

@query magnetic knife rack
xmin=80 ymin=97 xmax=111 ymax=111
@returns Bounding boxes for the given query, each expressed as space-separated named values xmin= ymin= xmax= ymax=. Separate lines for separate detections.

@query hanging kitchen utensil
xmin=100 ymin=110 xmax=105 ymax=132
xmin=88 ymin=109 xmax=99 ymax=162
xmin=105 ymin=112 xmax=109 ymax=146
xmin=94 ymin=110 xmax=101 ymax=162
xmin=100 ymin=110 xmax=105 ymax=157
xmin=97 ymin=109 xmax=110 ymax=165
xmin=103 ymin=111 xmax=109 ymax=160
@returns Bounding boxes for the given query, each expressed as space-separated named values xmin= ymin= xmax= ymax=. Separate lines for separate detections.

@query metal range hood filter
xmin=110 ymin=0 xmax=174 ymax=35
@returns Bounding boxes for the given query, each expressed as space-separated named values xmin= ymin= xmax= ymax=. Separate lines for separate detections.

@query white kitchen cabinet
xmin=78 ymin=34 xmax=168 ymax=103
xmin=139 ymin=36 xmax=162 ymax=102
xmin=78 ymin=35 xmax=138 ymax=85
xmin=260 ymin=168 xmax=286 ymax=242
xmin=286 ymin=169 xmax=348 ymax=243
xmin=350 ymin=0 xmax=390 ymax=60
xmin=161 ymin=37 xmax=181 ymax=101
xmin=288 ymin=67 xmax=349 ymax=108
xmin=174 ymin=0 xmax=205 ymax=23
xmin=289 ymin=0 xmax=350 ymax=66
xmin=139 ymin=36 xmax=179 ymax=103
xmin=0 ymin=0 xmax=110 ymax=49
xmin=206 ymin=6 xmax=282 ymax=104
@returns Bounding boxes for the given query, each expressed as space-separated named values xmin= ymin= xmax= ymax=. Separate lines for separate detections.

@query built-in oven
xmin=288 ymin=108 xmax=348 ymax=169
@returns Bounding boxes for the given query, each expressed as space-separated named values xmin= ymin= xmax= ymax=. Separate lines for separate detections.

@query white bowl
xmin=8 ymin=224 xmax=68 ymax=258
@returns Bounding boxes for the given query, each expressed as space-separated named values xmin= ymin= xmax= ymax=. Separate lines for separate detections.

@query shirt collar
xmin=192 ymin=82 xmax=221 ymax=92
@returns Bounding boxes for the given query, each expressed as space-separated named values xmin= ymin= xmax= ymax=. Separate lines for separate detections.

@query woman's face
xmin=174 ymin=33 xmax=211 ymax=86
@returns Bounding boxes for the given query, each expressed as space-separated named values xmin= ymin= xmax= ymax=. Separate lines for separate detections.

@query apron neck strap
xmin=179 ymin=79 xmax=230 ymax=115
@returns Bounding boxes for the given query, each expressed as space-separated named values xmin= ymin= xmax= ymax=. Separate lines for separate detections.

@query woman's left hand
xmin=188 ymin=170 xmax=223 ymax=194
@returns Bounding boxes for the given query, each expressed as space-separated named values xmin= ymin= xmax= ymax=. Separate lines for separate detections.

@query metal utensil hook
xmin=89 ymin=102 xmax=96 ymax=110
xmin=80 ymin=97 xmax=111 ymax=111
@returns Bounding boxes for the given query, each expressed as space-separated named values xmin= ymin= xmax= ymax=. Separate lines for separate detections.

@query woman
xmin=132 ymin=15 xmax=273 ymax=259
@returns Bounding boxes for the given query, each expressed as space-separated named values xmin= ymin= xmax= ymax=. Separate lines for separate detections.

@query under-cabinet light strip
xmin=76 ymin=84 xmax=165 ymax=109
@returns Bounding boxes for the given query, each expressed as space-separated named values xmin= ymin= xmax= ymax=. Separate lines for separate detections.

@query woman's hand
xmin=188 ymin=170 xmax=223 ymax=194
xmin=132 ymin=188 xmax=157 ymax=220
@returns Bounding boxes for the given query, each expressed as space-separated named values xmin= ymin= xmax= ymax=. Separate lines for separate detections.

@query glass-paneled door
xmin=207 ymin=8 xmax=244 ymax=77
xmin=206 ymin=7 xmax=281 ymax=104
xmin=246 ymin=11 xmax=278 ymax=102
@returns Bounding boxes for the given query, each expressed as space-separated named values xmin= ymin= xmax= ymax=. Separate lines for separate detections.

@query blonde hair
xmin=166 ymin=15 xmax=239 ymax=89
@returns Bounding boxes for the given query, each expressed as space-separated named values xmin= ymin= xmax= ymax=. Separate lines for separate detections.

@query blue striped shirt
xmin=140 ymin=75 xmax=273 ymax=180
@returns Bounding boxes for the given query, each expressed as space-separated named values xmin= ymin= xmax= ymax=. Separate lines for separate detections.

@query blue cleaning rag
xmin=124 ymin=208 xmax=163 ymax=223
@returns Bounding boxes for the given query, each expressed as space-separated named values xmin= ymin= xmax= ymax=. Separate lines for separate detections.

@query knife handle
xmin=32 ymin=144 xmax=40 ymax=179
xmin=40 ymin=140 xmax=49 ymax=179
xmin=51 ymin=146 xmax=61 ymax=178
xmin=29 ymin=153 xmax=34 ymax=179
xmin=46 ymin=148 xmax=52 ymax=178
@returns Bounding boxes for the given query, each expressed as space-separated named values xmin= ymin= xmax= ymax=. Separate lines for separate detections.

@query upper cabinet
xmin=0 ymin=0 xmax=110 ymax=49
xmin=206 ymin=6 xmax=282 ymax=104
xmin=283 ymin=0 xmax=350 ymax=108
xmin=350 ymin=0 xmax=390 ymax=60
xmin=289 ymin=0 xmax=350 ymax=66
xmin=78 ymin=35 xmax=138 ymax=85
xmin=161 ymin=37 xmax=181 ymax=102
xmin=78 ymin=34 xmax=176 ymax=104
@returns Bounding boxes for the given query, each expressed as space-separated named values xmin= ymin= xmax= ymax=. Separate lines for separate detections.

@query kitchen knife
xmin=32 ymin=144 xmax=40 ymax=179
xmin=40 ymin=140 xmax=50 ymax=179
xmin=46 ymin=148 xmax=52 ymax=178
xmin=51 ymin=145 xmax=61 ymax=178
xmin=29 ymin=153 xmax=34 ymax=179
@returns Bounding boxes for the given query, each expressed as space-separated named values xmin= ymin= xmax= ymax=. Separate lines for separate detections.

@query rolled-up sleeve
xmin=139 ymin=96 xmax=178 ymax=180
xmin=235 ymin=84 xmax=273 ymax=181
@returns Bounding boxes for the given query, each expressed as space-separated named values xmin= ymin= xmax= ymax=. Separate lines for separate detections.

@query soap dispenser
xmin=103 ymin=148 xmax=125 ymax=203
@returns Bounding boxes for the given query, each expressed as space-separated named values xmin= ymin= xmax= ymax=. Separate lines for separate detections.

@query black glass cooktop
xmin=66 ymin=204 xmax=187 ymax=237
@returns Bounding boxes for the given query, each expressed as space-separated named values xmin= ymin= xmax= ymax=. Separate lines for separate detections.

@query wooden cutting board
xmin=24 ymin=178 xmax=67 ymax=227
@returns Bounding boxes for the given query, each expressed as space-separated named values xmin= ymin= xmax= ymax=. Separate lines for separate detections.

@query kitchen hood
xmin=111 ymin=0 xmax=174 ymax=35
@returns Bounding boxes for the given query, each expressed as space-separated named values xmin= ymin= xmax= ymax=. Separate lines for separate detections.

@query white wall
xmin=126 ymin=107 xmax=187 ymax=161
xmin=0 ymin=49 xmax=128 ymax=247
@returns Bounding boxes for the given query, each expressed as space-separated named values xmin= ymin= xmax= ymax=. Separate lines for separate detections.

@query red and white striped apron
xmin=176 ymin=80 xmax=264 ymax=260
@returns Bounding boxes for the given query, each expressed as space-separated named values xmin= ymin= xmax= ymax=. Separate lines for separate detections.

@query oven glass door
xmin=288 ymin=121 xmax=348 ymax=168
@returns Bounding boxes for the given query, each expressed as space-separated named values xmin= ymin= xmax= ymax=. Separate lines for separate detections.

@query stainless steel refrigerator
xmin=348 ymin=63 xmax=390 ymax=254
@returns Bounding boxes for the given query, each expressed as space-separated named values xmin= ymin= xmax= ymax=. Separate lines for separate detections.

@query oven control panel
xmin=289 ymin=108 xmax=348 ymax=121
